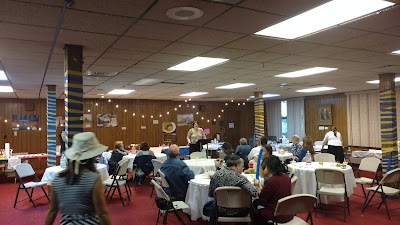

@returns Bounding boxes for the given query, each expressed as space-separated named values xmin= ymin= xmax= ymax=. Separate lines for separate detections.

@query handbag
xmin=202 ymin=200 xmax=215 ymax=217
xmin=155 ymin=196 xmax=173 ymax=210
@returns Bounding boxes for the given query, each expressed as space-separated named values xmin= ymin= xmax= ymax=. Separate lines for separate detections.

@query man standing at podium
xmin=187 ymin=121 xmax=207 ymax=154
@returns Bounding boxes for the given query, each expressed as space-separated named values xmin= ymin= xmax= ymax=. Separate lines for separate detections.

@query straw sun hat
xmin=65 ymin=132 xmax=107 ymax=161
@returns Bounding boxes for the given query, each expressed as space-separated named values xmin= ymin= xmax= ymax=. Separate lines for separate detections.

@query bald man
xmin=160 ymin=144 xmax=195 ymax=200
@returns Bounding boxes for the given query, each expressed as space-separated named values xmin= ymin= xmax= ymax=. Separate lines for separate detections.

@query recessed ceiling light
xmin=166 ymin=6 xmax=204 ymax=21
xmin=168 ymin=57 xmax=229 ymax=71
xmin=366 ymin=77 xmax=400 ymax=84
xmin=216 ymin=83 xmax=255 ymax=89
xmin=107 ymin=89 xmax=135 ymax=95
xmin=180 ymin=92 xmax=208 ymax=97
xmin=296 ymin=87 xmax=336 ymax=93
xmin=391 ymin=50 xmax=400 ymax=55
xmin=255 ymin=0 xmax=394 ymax=39
xmin=249 ymin=94 xmax=280 ymax=98
xmin=0 ymin=86 xmax=13 ymax=92
xmin=275 ymin=67 xmax=338 ymax=78
xmin=132 ymin=79 xmax=160 ymax=86
xmin=0 ymin=70 xmax=7 ymax=80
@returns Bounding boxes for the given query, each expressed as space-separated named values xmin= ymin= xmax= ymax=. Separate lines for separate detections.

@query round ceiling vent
xmin=166 ymin=7 xmax=204 ymax=21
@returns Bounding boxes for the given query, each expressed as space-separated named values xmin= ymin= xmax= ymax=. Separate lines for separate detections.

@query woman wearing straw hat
xmin=45 ymin=132 xmax=112 ymax=225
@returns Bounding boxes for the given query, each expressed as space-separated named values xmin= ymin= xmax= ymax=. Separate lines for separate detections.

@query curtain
xmin=287 ymin=98 xmax=305 ymax=139
xmin=266 ymin=100 xmax=282 ymax=139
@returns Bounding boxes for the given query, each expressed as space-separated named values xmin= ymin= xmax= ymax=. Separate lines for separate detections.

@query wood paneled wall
xmin=304 ymin=93 xmax=348 ymax=146
xmin=0 ymin=98 xmax=254 ymax=153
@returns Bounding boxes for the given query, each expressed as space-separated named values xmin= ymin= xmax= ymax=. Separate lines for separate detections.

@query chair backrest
xmin=159 ymin=170 xmax=170 ymax=188
xmin=315 ymin=168 xmax=345 ymax=185
xmin=381 ymin=168 xmax=400 ymax=185
xmin=314 ymin=153 xmax=335 ymax=162
xmin=314 ymin=141 xmax=323 ymax=146
xmin=152 ymin=159 xmax=163 ymax=175
xmin=274 ymin=194 xmax=317 ymax=216
xmin=359 ymin=157 xmax=381 ymax=173
xmin=151 ymin=179 xmax=171 ymax=201
xmin=115 ymin=159 xmax=130 ymax=176
xmin=214 ymin=186 xmax=252 ymax=208
xmin=291 ymin=176 xmax=298 ymax=193
xmin=14 ymin=163 xmax=35 ymax=178
xmin=190 ymin=152 xmax=203 ymax=159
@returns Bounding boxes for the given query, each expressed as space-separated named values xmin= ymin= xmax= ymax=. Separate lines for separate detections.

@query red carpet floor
xmin=1 ymin=176 xmax=399 ymax=225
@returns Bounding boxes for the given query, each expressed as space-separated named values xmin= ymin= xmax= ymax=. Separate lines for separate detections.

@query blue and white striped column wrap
xmin=65 ymin=70 xmax=84 ymax=147
xmin=47 ymin=85 xmax=57 ymax=167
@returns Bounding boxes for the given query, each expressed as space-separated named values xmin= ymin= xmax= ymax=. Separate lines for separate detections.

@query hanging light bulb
xmin=142 ymin=115 xmax=145 ymax=118
xmin=221 ymin=109 xmax=224 ymax=112
xmin=178 ymin=105 xmax=181 ymax=107
xmin=196 ymin=112 xmax=199 ymax=115
xmin=174 ymin=108 xmax=177 ymax=111
xmin=201 ymin=117 xmax=204 ymax=120
xmin=4 ymin=119 xmax=7 ymax=123
xmin=237 ymin=103 xmax=240 ymax=106
xmin=133 ymin=113 xmax=136 ymax=116
xmin=213 ymin=119 xmax=216 ymax=122
xmin=116 ymin=105 xmax=119 ymax=108
xmin=243 ymin=102 xmax=245 ymax=105
xmin=185 ymin=100 xmax=187 ymax=103
xmin=27 ymin=127 xmax=30 ymax=130
xmin=151 ymin=115 xmax=154 ymax=118
xmin=189 ymin=98 xmax=191 ymax=101
xmin=39 ymin=127 xmax=42 ymax=131
xmin=246 ymin=98 xmax=249 ymax=101
xmin=101 ymin=95 xmax=105 ymax=98
xmin=192 ymin=105 xmax=195 ymax=108
xmin=225 ymin=103 xmax=228 ymax=106
xmin=218 ymin=115 xmax=221 ymax=118
xmin=108 ymin=99 xmax=111 ymax=102
xmin=17 ymin=124 xmax=20 ymax=127
xmin=207 ymin=119 xmax=210 ymax=122
xmin=87 ymin=109 xmax=91 ymax=112
xmin=167 ymin=112 xmax=170 ymax=115
xmin=124 ymin=109 xmax=127 ymax=112
xmin=159 ymin=114 xmax=162 ymax=117
xmin=95 ymin=103 xmax=98 ymax=106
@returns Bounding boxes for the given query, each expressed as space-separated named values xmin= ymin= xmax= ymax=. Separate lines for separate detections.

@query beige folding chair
xmin=151 ymin=180 xmax=189 ymax=225
xmin=274 ymin=194 xmax=317 ymax=225
xmin=362 ymin=168 xmax=400 ymax=220
xmin=189 ymin=152 xmax=203 ymax=159
xmin=104 ymin=159 xmax=130 ymax=206
xmin=13 ymin=163 xmax=49 ymax=208
xmin=150 ymin=159 xmax=163 ymax=197
xmin=314 ymin=168 xmax=349 ymax=221
xmin=314 ymin=153 xmax=335 ymax=162
xmin=214 ymin=186 xmax=252 ymax=224
xmin=290 ymin=176 xmax=298 ymax=194
xmin=354 ymin=157 xmax=381 ymax=199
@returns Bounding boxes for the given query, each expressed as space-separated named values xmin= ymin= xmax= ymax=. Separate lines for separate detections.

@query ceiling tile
xmin=300 ymin=27 xmax=370 ymax=45
xmin=160 ymin=42 xmax=215 ymax=56
xmin=113 ymin=37 xmax=171 ymax=52
xmin=265 ymin=41 xmax=321 ymax=55
xmin=145 ymin=53 xmax=192 ymax=64
xmin=334 ymin=33 xmax=400 ymax=51
xmin=224 ymin=35 xmax=285 ymax=50
xmin=179 ymin=28 xmax=245 ymax=46
xmin=238 ymin=51 xmax=287 ymax=62
xmin=300 ymin=46 xmax=353 ymax=58
xmin=102 ymin=49 xmax=153 ymax=61
xmin=0 ymin=22 xmax=54 ymax=42
xmin=201 ymin=47 xmax=253 ymax=59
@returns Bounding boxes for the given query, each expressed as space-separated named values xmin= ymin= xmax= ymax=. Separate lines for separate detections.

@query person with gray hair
xmin=235 ymin=138 xmax=251 ymax=169
xmin=289 ymin=135 xmax=302 ymax=159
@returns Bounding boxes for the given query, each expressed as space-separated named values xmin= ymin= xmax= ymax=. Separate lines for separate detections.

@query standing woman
xmin=322 ymin=126 xmax=344 ymax=162
xmin=45 ymin=132 xmax=112 ymax=225
xmin=187 ymin=121 xmax=206 ymax=154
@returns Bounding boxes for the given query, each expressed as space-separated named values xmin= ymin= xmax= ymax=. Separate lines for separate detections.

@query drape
xmin=266 ymin=100 xmax=282 ymax=139
xmin=287 ymin=98 xmax=305 ymax=139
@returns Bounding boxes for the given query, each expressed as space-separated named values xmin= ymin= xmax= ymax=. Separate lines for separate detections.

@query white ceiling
xmin=0 ymin=0 xmax=400 ymax=101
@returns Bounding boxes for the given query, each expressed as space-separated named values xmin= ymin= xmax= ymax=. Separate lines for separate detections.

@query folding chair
xmin=151 ymin=180 xmax=189 ymax=225
xmin=315 ymin=168 xmax=349 ymax=221
xmin=362 ymin=168 xmax=400 ymax=220
xmin=214 ymin=186 xmax=253 ymax=224
xmin=151 ymin=159 xmax=163 ymax=197
xmin=189 ymin=152 xmax=202 ymax=159
xmin=290 ymin=176 xmax=298 ymax=194
xmin=104 ymin=159 xmax=130 ymax=206
xmin=273 ymin=194 xmax=317 ymax=225
xmin=158 ymin=170 xmax=179 ymax=200
xmin=314 ymin=153 xmax=335 ymax=163
xmin=13 ymin=163 xmax=49 ymax=208
xmin=354 ymin=157 xmax=381 ymax=200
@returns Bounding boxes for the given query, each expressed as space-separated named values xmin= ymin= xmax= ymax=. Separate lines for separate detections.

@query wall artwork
xmin=177 ymin=114 xmax=194 ymax=126
xmin=83 ymin=114 xmax=92 ymax=128
xmin=97 ymin=114 xmax=118 ymax=127
xmin=318 ymin=105 xmax=332 ymax=126
xmin=11 ymin=115 xmax=39 ymax=130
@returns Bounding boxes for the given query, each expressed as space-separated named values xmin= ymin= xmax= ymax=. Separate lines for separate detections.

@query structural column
xmin=64 ymin=44 xmax=84 ymax=147
xmin=254 ymin=92 xmax=265 ymax=144
xmin=379 ymin=73 xmax=398 ymax=173
xmin=47 ymin=85 xmax=57 ymax=167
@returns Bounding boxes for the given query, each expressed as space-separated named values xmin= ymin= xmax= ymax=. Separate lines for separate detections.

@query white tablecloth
xmin=8 ymin=157 xmax=21 ymax=169
xmin=203 ymin=143 xmax=223 ymax=150
xmin=185 ymin=173 xmax=256 ymax=221
xmin=41 ymin=163 xmax=109 ymax=184
xmin=313 ymin=145 xmax=328 ymax=152
xmin=351 ymin=149 xmax=382 ymax=159
xmin=272 ymin=151 xmax=293 ymax=161
xmin=123 ymin=153 xmax=167 ymax=169
xmin=183 ymin=159 xmax=216 ymax=175
xmin=288 ymin=162 xmax=356 ymax=203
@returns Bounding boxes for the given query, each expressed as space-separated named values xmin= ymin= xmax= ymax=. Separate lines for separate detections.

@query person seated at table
xmin=235 ymin=138 xmax=251 ymax=169
xmin=296 ymin=136 xmax=315 ymax=162
xmin=134 ymin=142 xmax=156 ymax=185
xmin=208 ymin=155 xmax=258 ymax=222
xmin=221 ymin=142 xmax=235 ymax=161
xmin=254 ymin=155 xmax=293 ymax=224
xmin=248 ymin=136 xmax=268 ymax=161
xmin=108 ymin=141 xmax=128 ymax=174
xmin=160 ymin=144 xmax=194 ymax=200
xmin=45 ymin=132 xmax=111 ymax=225
xmin=259 ymin=144 xmax=273 ymax=180
xmin=288 ymin=135 xmax=302 ymax=159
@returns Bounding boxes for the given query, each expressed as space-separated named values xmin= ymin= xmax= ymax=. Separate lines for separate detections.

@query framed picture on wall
xmin=318 ymin=105 xmax=332 ymax=125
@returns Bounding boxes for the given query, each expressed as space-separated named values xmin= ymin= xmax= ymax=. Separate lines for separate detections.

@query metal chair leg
xmin=173 ymin=210 xmax=186 ymax=225
xmin=13 ymin=187 xmax=20 ymax=208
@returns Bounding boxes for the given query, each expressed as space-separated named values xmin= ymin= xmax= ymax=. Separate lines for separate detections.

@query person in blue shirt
xmin=235 ymin=138 xmax=251 ymax=169
xmin=289 ymin=135 xmax=302 ymax=159
xmin=297 ymin=136 xmax=315 ymax=162
xmin=160 ymin=144 xmax=195 ymax=200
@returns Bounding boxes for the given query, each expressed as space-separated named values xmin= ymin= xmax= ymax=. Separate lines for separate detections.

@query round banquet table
xmin=288 ymin=162 xmax=356 ymax=204
xmin=183 ymin=159 xmax=216 ymax=175
xmin=272 ymin=151 xmax=293 ymax=161
xmin=41 ymin=163 xmax=109 ymax=184
xmin=123 ymin=153 xmax=167 ymax=169
xmin=185 ymin=173 xmax=256 ymax=221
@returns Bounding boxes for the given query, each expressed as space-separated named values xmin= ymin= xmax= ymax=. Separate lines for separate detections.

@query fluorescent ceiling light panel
xmin=255 ymin=0 xmax=395 ymax=39
xmin=0 ymin=86 xmax=13 ymax=92
xmin=168 ymin=57 xmax=229 ymax=71
xmin=0 ymin=70 xmax=7 ymax=80
xmin=296 ymin=87 xmax=336 ymax=93
xmin=180 ymin=92 xmax=208 ymax=97
xmin=366 ymin=77 xmax=400 ymax=84
xmin=132 ymin=78 xmax=160 ymax=86
xmin=249 ymin=94 xmax=280 ymax=98
xmin=216 ymin=83 xmax=255 ymax=89
xmin=107 ymin=89 xmax=135 ymax=95
xmin=391 ymin=50 xmax=400 ymax=55
xmin=275 ymin=67 xmax=338 ymax=78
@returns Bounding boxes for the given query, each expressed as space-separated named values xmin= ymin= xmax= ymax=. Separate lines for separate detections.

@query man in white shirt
xmin=247 ymin=136 xmax=268 ymax=161
xmin=322 ymin=126 xmax=344 ymax=162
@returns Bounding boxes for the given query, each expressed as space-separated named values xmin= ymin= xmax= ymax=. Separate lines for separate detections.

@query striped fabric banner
xmin=47 ymin=86 xmax=57 ymax=167
xmin=254 ymin=93 xmax=265 ymax=144
xmin=379 ymin=89 xmax=399 ymax=173
xmin=65 ymin=70 xmax=83 ymax=147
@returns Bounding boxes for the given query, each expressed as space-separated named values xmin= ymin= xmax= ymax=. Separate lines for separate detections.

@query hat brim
xmin=65 ymin=144 xmax=108 ymax=161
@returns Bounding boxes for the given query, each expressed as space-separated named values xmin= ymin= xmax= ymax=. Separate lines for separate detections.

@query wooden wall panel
xmin=304 ymin=93 xmax=348 ymax=146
